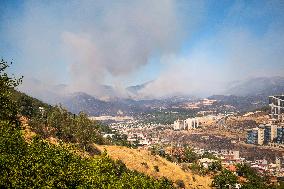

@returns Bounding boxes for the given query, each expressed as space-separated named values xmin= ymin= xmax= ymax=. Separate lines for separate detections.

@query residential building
xmin=276 ymin=157 xmax=282 ymax=169
xmin=263 ymin=124 xmax=271 ymax=144
xmin=269 ymin=95 xmax=284 ymax=121
xmin=173 ymin=119 xmax=184 ymax=130
xmin=262 ymin=124 xmax=277 ymax=144
xmin=184 ymin=118 xmax=199 ymax=130
xmin=276 ymin=126 xmax=284 ymax=144
xmin=247 ymin=127 xmax=264 ymax=145
xmin=247 ymin=128 xmax=258 ymax=144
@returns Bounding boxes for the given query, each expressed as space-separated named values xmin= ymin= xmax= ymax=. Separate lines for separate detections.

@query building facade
xmin=247 ymin=95 xmax=284 ymax=146
xmin=247 ymin=127 xmax=264 ymax=145
xmin=184 ymin=118 xmax=199 ymax=130
xmin=269 ymin=95 xmax=284 ymax=121
xmin=247 ymin=128 xmax=259 ymax=145
xmin=173 ymin=119 xmax=184 ymax=130
xmin=276 ymin=126 xmax=284 ymax=144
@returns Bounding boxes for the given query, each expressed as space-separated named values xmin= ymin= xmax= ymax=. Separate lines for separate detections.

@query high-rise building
xmin=173 ymin=119 xmax=184 ymax=130
xmin=262 ymin=124 xmax=277 ymax=144
xmin=247 ymin=95 xmax=284 ymax=146
xmin=263 ymin=124 xmax=271 ymax=144
xmin=246 ymin=127 xmax=264 ymax=145
xmin=258 ymin=127 xmax=264 ymax=145
xmin=276 ymin=126 xmax=284 ymax=144
xmin=269 ymin=95 xmax=284 ymax=121
xmin=184 ymin=118 xmax=199 ymax=130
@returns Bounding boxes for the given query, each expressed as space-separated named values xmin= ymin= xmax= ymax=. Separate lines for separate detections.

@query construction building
xmin=269 ymin=95 xmax=284 ymax=122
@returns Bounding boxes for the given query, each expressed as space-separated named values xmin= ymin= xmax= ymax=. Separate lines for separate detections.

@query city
xmin=1 ymin=0 xmax=284 ymax=188
xmin=98 ymin=95 xmax=284 ymax=183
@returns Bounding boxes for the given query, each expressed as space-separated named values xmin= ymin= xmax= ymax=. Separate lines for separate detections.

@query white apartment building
xmin=173 ymin=119 xmax=184 ymax=130
xmin=184 ymin=118 xmax=199 ymax=130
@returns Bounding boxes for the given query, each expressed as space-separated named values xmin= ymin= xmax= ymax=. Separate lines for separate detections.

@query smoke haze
xmin=1 ymin=0 xmax=284 ymax=99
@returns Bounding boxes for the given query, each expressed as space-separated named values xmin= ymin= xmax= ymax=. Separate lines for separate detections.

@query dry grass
xmin=96 ymin=145 xmax=212 ymax=189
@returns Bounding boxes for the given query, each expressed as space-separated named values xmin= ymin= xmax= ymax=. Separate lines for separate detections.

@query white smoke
xmin=2 ymin=0 xmax=204 ymax=97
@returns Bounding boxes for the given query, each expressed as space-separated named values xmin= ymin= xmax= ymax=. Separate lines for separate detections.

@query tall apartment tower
xmin=173 ymin=119 xmax=184 ymax=130
xmin=262 ymin=124 xmax=277 ymax=144
xmin=269 ymin=95 xmax=284 ymax=122
xmin=247 ymin=95 xmax=284 ymax=145
xmin=184 ymin=118 xmax=199 ymax=130
xmin=247 ymin=127 xmax=264 ymax=145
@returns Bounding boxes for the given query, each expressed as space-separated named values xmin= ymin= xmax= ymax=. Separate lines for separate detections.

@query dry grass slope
xmin=96 ymin=145 xmax=212 ymax=189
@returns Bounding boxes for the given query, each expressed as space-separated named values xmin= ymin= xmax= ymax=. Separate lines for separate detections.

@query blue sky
xmin=1 ymin=0 xmax=284 ymax=97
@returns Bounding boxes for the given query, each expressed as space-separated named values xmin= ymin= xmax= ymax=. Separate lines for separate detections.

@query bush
xmin=175 ymin=179 xmax=185 ymax=188
xmin=0 ymin=122 xmax=174 ymax=188
xmin=212 ymin=169 xmax=238 ymax=188
xmin=141 ymin=162 xmax=149 ymax=169
xmin=154 ymin=165 xmax=160 ymax=172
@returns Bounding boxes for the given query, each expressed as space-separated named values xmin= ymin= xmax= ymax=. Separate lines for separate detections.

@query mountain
xmin=126 ymin=81 xmax=153 ymax=98
xmin=19 ymin=76 xmax=284 ymax=116
xmin=206 ymin=77 xmax=284 ymax=112
xmin=60 ymin=92 xmax=110 ymax=115
xmin=58 ymin=92 xmax=198 ymax=116
xmin=208 ymin=95 xmax=267 ymax=112
xmin=59 ymin=92 xmax=151 ymax=116
xmin=227 ymin=76 xmax=284 ymax=97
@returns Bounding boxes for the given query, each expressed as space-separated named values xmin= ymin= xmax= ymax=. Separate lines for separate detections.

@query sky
xmin=1 ymin=0 xmax=284 ymax=98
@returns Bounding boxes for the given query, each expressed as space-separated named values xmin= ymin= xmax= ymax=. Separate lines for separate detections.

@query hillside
xmin=96 ymin=145 xmax=212 ymax=189
xmin=227 ymin=76 xmax=284 ymax=97
xmin=0 ymin=60 xmax=175 ymax=188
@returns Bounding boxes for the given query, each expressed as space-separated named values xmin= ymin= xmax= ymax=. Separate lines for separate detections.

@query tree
xmin=212 ymin=169 xmax=238 ymax=188
xmin=184 ymin=147 xmax=199 ymax=163
xmin=18 ymin=95 xmax=36 ymax=118
xmin=75 ymin=112 xmax=104 ymax=147
xmin=236 ymin=163 xmax=267 ymax=189
xmin=208 ymin=161 xmax=222 ymax=173
xmin=175 ymin=179 xmax=185 ymax=188
xmin=0 ymin=59 xmax=22 ymax=125
xmin=202 ymin=151 xmax=218 ymax=160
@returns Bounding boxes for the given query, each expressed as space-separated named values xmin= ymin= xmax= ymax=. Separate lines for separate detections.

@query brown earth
xmin=96 ymin=145 xmax=212 ymax=189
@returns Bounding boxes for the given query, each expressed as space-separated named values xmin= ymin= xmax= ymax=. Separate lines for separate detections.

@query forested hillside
xmin=0 ymin=59 xmax=174 ymax=188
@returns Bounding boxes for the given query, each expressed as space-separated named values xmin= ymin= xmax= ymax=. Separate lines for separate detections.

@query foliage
xmin=108 ymin=132 xmax=132 ymax=147
xmin=184 ymin=147 xmax=200 ymax=163
xmin=236 ymin=163 xmax=269 ymax=189
xmin=141 ymin=162 xmax=149 ymax=169
xmin=202 ymin=151 xmax=218 ymax=160
xmin=0 ymin=58 xmax=175 ymax=188
xmin=139 ymin=109 xmax=198 ymax=125
xmin=189 ymin=162 xmax=204 ymax=175
xmin=175 ymin=179 xmax=185 ymax=188
xmin=0 ymin=59 xmax=22 ymax=125
xmin=29 ymin=105 xmax=106 ymax=150
xmin=11 ymin=90 xmax=52 ymax=119
xmin=212 ymin=169 xmax=238 ymax=188
xmin=27 ymin=104 xmax=132 ymax=150
xmin=0 ymin=122 xmax=174 ymax=188
xmin=208 ymin=161 xmax=222 ymax=173
xmin=154 ymin=165 xmax=160 ymax=172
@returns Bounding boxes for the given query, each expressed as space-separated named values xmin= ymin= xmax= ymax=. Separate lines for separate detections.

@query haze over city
xmin=1 ymin=0 xmax=284 ymax=99
xmin=2 ymin=1 xmax=284 ymax=188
